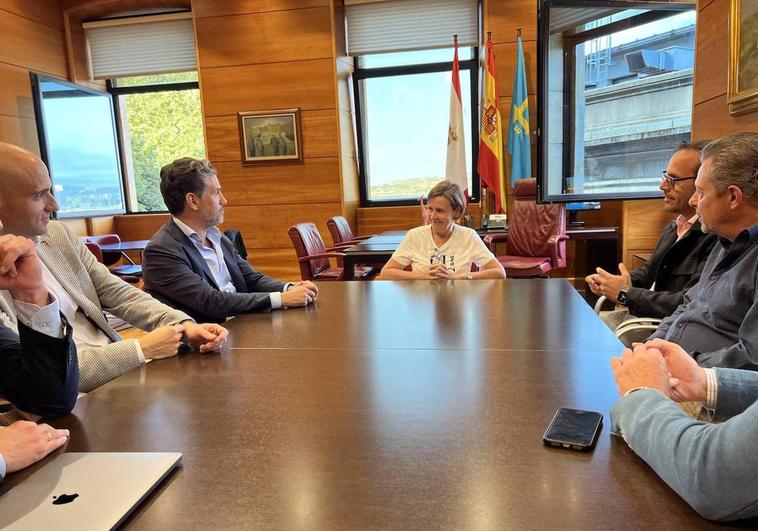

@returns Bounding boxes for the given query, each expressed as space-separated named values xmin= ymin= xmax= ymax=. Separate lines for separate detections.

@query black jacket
xmin=626 ymin=219 xmax=717 ymax=319
xmin=0 ymin=320 xmax=78 ymax=418
xmin=142 ymin=221 xmax=286 ymax=323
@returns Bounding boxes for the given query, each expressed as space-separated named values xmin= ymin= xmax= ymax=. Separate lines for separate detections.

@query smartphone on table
xmin=543 ymin=408 xmax=603 ymax=451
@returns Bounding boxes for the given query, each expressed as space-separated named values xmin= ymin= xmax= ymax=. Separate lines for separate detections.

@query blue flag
xmin=507 ymin=36 xmax=531 ymax=186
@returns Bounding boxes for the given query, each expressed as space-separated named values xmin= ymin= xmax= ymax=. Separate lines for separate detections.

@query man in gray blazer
xmin=142 ymin=157 xmax=318 ymax=323
xmin=0 ymin=143 xmax=229 ymax=393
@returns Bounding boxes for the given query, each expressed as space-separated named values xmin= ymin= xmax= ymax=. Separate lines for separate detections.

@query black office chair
xmin=223 ymin=229 xmax=248 ymax=260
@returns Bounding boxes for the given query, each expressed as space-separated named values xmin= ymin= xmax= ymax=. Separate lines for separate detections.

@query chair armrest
xmin=482 ymin=233 xmax=508 ymax=251
xmin=593 ymin=295 xmax=617 ymax=314
xmin=547 ymin=234 xmax=569 ymax=268
xmin=297 ymin=252 xmax=346 ymax=263
xmin=353 ymin=234 xmax=377 ymax=241
xmin=614 ymin=318 xmax=661 ymax=347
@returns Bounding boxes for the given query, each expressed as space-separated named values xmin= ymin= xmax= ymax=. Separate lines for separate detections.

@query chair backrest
xmin=86 ymin=234 xmax=121 ymax=266
xmin=326 ymin=216 xmax=354 ymax=246
xmin=223 ymin=228 xmax=248 ymax=260
xmin=288 ymin=223 xmax=330 ymax=280
xmin=506 ymin=178 xmax=567 ymax=262
xmin=83 ymin=241 xmax=104 ymax=263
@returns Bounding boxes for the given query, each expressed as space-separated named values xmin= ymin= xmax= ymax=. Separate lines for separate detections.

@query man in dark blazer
xmin=586 ymin=141 xmax=717 ymax=327
xmin=142 ymin=157 xmax=318 ymax=323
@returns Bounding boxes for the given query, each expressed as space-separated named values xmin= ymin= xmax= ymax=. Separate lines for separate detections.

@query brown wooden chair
xmin=483 ymin=178 xmax=568 ymax=278
xmin=288 ymin=223 xmax=377 ymax=281
xmin=326 ymin=216 xmax=376 ymax=247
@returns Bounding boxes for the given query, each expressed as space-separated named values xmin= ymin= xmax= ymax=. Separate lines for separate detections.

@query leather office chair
xmin=483 ymin=178 xmax=568 ymax=278
xmin=83 ymin=241 xmax=142 ymax=283
xmin=223 ymin=228 xmax=248 ymax=260
xmin=288 ymin=223 xmax=377 ymax=281
xmin=326 ymin=216 xmax=376 ymax=247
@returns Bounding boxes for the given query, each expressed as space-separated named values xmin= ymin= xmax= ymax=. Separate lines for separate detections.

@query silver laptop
xmin=0 ymin=452 xmax=182 ymax=530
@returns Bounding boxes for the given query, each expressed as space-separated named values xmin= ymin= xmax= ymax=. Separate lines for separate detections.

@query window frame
xmin=107 ymin=77 xmax=200 ymax=214
xmin=353 ymin=51 xmax=480 ymax=207
xmin=536 ymin=0 xmax=696 ymax=203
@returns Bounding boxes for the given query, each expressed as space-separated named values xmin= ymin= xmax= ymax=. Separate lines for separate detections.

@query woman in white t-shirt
xmin=380 ymin=181 xmax=506 ymax=280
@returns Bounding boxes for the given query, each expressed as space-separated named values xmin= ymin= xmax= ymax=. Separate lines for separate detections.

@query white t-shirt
xmin=390 ymin=225 xmax=496 ymax=274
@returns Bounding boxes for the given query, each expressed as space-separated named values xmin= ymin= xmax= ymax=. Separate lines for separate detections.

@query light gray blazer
xmin=0 ymin=221 xmax=192 ymax=393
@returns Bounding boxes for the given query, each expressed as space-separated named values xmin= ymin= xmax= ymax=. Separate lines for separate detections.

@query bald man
xmin=0 ymin=142 xmax=229 ymax=392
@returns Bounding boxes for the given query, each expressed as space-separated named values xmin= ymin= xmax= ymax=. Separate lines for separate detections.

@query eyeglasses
xmin=660 ymin=171 xmax=696 ymax=187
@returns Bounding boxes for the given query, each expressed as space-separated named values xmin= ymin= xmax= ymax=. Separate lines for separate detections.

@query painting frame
xmin=728 ymin=0 xmax=758 ymax=116
xmin=237 ymin=108 xmax=304 ymax=164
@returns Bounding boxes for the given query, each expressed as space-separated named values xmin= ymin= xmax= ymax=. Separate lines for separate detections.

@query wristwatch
xmin=616 ymin=290 xmax=629 ymax=306
xmin=466 ymin=272 xmax=474 ymax=280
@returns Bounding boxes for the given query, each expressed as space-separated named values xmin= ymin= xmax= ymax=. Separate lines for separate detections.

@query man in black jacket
xmin=0 ymin=224 xmax=77 ymax=479
xmin=586 ymin=141 xmax=717 ymax=330
xmin=142 ymin=158 xmax=319 ymax=323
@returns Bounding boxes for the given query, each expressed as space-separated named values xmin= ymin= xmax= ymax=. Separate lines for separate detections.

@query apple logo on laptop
xmin=52 ymin=493 xmax=79 ymax=505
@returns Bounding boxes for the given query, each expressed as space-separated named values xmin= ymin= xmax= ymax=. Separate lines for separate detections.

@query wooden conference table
xmin=2 ymin=281 xmax=733 ymax=529
xmin=342 ymin=227 xmax=620 ymax=280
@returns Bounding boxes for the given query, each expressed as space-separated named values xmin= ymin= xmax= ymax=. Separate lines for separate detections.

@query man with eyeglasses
xmin=586 ymin=141 xmax=717 ymax=337
xmin=649 ymin=132 xmax=758 ymax=369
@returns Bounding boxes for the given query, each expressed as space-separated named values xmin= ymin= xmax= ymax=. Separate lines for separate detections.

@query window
xmin=109 ymin=72 xmax=205 ymax=212
xmin=354 ymin=48 xmax=480 ymax=205
xmin=538 ymin=1 xmax=697 ymax=202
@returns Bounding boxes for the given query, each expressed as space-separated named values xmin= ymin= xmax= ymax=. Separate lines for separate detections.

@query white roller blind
xmin=84 ymin=13 xmax=197 ymax=79
xmin=346 ymin=0 xmax=478 ymax=56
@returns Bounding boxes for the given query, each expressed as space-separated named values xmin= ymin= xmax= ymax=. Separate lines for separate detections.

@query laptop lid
xmin=0 ymin=452 xmax=182 ymax=530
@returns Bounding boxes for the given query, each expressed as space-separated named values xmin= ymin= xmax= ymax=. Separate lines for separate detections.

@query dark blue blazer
xmin=142 ymin=221 xmax=285 ymax=323
xmin=0 ymin=320 xmax=78 ymax=418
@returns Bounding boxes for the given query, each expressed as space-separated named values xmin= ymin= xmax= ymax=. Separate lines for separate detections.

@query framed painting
xmin=237 ymin=108 xmax=304 ymax=164
xmin=728 ymin=0 xmax=758 ymax=115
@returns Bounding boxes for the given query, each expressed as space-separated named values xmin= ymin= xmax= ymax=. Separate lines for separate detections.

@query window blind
xmin=346 ymin=0 xmax=478 ymax=56
xmin=84 ymin=13 xmax=197 ymax=79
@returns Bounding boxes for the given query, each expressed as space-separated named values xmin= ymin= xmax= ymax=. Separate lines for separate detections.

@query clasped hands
xmin=425 ymin=263 xmax=467 ymax=280
xmin=585 ymin=263 xmax=631 ymax=303
xmin=610 ymin=340 xmax=707 ymax=403
xmin=281 ymin=280 xmax=318 ymax=308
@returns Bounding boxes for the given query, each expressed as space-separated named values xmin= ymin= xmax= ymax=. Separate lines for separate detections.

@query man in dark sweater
xmin=586 ymin=141 xmax=717 ymax=330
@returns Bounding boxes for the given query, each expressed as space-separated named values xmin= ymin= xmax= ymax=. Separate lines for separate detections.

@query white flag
xmin=445 ymin=37 xmax=467 ymax=198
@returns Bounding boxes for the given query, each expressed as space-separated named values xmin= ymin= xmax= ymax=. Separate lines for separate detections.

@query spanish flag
xmin=477 ymin=34 xmax=505 ymax=213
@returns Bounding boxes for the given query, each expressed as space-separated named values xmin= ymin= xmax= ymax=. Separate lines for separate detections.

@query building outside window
xmin=539 ymin=3 xmax=697 ymax=202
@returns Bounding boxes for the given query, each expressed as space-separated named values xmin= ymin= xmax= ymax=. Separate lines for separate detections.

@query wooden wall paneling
xmin=692 ymin=0 xmax=727 ymax=106
xmin=0 ymin=0 xmax=63 ymax=30
xmin=195 ymin=8 xmax=332 ymax=68
xmin=200 ymin=59 xmax=337 ymax=116
xmin=0 ymin=115 xmax=40 ymax=153
xmin=205 ymin=110 xmax=338 ymax=162
xmin=357 ymin=206 xmax=427 ymax=234
xmin=60 ymin=218 xmax=88 ymax=236
xmin=245 ymin=247 xmax=300 ymax=282
xmin=0 ymin=9 xmax=67 ymax=76
xmin=0 ymin=63 xmax=35 ymax=118
xmin=114 ymin=214 xmax=170 ymax=241
xmin=87 ymin=216 xmax=115 ymax=235
xmin=221 ymin=202 xmax=341 ymax=249
xmin=192 ymin=0 xmax=328 ymax=19
xmin=214 ymin=159 xmax=342 ymax=206
xmin=622 ymin=200 xmax=670 ymax=265
xmin=691 ymin=0 xmax=758 ymax=140
xmin=486 ymin=0 xmax=537 ymax=43
xmin=693 ymin=94 xmax=758 ymax=139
